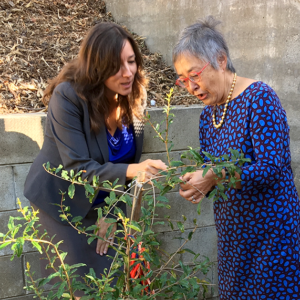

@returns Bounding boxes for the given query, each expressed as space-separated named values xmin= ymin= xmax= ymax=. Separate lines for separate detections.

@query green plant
xmin=0 ymin=88 xmax=250 ymax=299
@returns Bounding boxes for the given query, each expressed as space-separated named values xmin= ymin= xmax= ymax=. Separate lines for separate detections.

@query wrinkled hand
xmin=179 ymin=170 xmax=216 ymax=204
xmin=127 ymin=159 xmax=167 ymax=182
xmin=95 ymin=217 xmax=117 ymax=256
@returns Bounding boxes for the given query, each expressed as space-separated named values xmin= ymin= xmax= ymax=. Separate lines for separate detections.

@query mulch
xmin=0 ymin=0 xmax=200 ymax=114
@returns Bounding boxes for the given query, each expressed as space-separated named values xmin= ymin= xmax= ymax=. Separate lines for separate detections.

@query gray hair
xmin=173 ymin=16 xmax=236 ymax=73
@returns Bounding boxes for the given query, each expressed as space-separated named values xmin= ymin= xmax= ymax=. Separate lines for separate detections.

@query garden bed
xmin=0 ymin=0 xmax=198 ymax=114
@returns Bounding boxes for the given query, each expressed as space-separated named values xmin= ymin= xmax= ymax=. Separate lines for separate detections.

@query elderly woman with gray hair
xmin=173 ymin=16 xmax=300 ymax=299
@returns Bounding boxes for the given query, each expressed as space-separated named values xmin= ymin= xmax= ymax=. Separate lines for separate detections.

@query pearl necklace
xmin=212 ymin=73 xmax=237 ymax=129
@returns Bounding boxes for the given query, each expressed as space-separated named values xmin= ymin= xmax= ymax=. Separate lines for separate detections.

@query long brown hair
xmin=43 ymin=22 xmax=147 ymax=132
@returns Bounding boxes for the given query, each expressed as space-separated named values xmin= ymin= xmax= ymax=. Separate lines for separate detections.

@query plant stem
xmin=151 ymin=224 xmax=198 ymax=281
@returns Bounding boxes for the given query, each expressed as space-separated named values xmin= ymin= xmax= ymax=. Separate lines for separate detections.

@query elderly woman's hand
xmin=95 ymin=217 xmax=117 ymax=256
xmin=179 ymin=169 xmax=217 ymax=203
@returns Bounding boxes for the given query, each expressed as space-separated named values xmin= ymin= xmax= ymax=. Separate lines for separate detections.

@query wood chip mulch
xmin=0 ymin=0 xmax=200 ymax=114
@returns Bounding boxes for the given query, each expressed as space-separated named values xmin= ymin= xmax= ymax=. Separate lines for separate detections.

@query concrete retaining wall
xmin=0 ymin=106 xmax=219 ymax=299
xmin=106 ymin=0 xmax=300 ymax=196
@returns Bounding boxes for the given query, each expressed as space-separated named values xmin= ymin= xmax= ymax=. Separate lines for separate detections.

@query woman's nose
xmin=188 ymin=80 xmax=199 ymax=91
xmin=122 ymin=64 xmax=132 ymax=77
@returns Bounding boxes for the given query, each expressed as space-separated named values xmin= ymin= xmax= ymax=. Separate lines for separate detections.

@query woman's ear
xmin=217 ymin=54 xmax=227 ymax=72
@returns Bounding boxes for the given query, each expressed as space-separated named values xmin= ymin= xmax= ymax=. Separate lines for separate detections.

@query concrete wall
xmin=0 ymin=107 xmax=219 ymax=300
xmin=106 ymin=0 xmax=300 ymax=194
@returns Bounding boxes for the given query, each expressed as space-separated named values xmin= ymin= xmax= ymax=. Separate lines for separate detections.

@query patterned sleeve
xmin=240 ymin=87 xmax=289 ymax=192
xmin=199 ymin=111 xmax=208 ymax=162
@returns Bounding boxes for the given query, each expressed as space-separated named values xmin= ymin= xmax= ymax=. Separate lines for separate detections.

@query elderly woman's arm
xmin=238 ymin=89 xmax=286 ymax=193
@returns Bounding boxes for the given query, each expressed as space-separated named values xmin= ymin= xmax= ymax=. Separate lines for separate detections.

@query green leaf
xmin=189 ymin=149 xmax=204 ymax=163
xmin=168 ymin=221 xmax=174 ymax=230
xmin=143 ymin=229 xmax=154 ymax=236
xmin=68 ymin=184 xmax=75 ymax=199
xmin=161 ymin=185 xmax=172 ymax=195
xmin=120 ymin=194 xmax=132 ymax=206
xmin=182 ymin=248 xmax=196 ymax=255
xmin=222 ymin=154 xmax=229 ymax=161
xmin=84 ymin=184 xmax=94 ymax=196
xmin=109 ymin=191 xmax=116 ymax=201
xmin=202 ymin=166 xmax=211 ymax=177
xmin=87 ymin=236 xmax=97 ymax=244
xmin=112 ymin=178 xmax=119 ymax=187
xmin=45 ymin=162 xmax=50 ymax=170
xmin=103 ymin=182 xmax=112 ymax=189
xmin=197 ymin=202 xmax=201 ymax=215
xmin=8 ymin=216 xmax=14 ymax=231
xmin=202 ymin=151 xmax=214 ymax=161
xmin=85 ymin=225 xmax=98 ymax=232
xmin=97 ymin=207 xmax=103 ymax=220
xmin=170 ymin=161 xmax=185 ymax=167
xmin=92 ymin=175 xmax=98 ymax=186
xmin=127 ymin=224 xmax=141 ymax=232
xmin=69 ymin=169 xmax=74 ymax=178
xmin=71 ymin=216 xmax=83 ymax=223
xmin=188 ymin=231 xmax=194 ymax=240
xmin=131 ymin=221 xmax=142 ymax=231
xmin=217 ymin=183 xmax=225 ymax=192
xmin=104 ymin=196 xmax=112 ymax=205
xmin=105 ymin=224 xmax=114 ymax=238
xmin=38 ymin=272 xmax=60 ymax=287
xmin=56 ymin=281 xmax=67 ymax=298
xmin=180 ymin=166 xmax=196 ymax=176
xmin=104 ymin=218 xmax=117 ymax=224
xmin=153 ymin=221 xmax=165 ymax=226
xmin=157 ymin=195 xmax=169 ymax=203
xmin=31 ymin=241 xmax=42 ymax=253
xmin=177 ymin=222 xmax=184 ymax=233
xmin=0 ymin=241 xmax=12 ymax=250
xmin=61 ymin=170 xmax=69 ymax=180
xmin=208 ymin=189 xmax=217 ymax=199
xmin=55 ymin=164 xmax=63 ymax=174
xmin=220 ymin=192 xmax=228 ymax=200
xmin=168 ymin=142 xmax=174 ymax=152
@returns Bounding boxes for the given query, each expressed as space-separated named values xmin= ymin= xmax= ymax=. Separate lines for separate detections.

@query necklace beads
xmin=212 ymin=73 xmax=237 ymax=129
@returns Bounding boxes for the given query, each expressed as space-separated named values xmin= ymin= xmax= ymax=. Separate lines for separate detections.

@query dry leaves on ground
xmin=0 ymin=0 xmax=200 ymax=114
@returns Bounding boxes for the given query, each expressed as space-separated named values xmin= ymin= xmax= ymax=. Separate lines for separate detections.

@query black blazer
xmin=24 ymin=82 xmax=145 ymax=222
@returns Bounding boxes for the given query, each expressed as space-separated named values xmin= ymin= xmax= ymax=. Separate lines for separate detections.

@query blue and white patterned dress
xmin=199 ymin=81 xmax=300 ymax=300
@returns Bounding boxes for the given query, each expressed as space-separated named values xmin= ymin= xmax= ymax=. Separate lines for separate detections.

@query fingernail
xmin=104 ymin=251 xmax=107 ymax=255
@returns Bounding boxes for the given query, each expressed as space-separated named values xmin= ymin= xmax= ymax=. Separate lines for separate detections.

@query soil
xmin=0 ymin=0 xmax=200 ymax=114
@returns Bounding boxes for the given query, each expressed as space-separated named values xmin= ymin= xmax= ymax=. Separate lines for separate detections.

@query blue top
xmin=199 ymin=81 xmax=300 ymax=299
xmin=93 ymin=124 xmax=136 ymax=206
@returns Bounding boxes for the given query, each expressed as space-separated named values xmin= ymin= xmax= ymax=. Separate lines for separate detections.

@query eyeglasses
xmin=175 ymin=62 xmax=210 ymax=88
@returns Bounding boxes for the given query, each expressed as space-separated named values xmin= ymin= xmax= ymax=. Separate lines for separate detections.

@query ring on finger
xmin=192 ymin=195 xmax=196 ymax=202
xmin=107 ymin=237 xmax=113 ymax=240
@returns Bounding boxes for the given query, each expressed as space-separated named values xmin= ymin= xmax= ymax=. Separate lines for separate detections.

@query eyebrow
xmin=128 ymin=54 xmax=135 ymax=59
xmin=177 ymin=65 xmax=198 ymax=77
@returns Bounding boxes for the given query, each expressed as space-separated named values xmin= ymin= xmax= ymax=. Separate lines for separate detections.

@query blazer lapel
xmin=95 ymin=119 xmax=109 ymax=163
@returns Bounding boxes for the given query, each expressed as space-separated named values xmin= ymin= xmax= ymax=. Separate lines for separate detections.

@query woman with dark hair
xmin=173 ymin=16 xmax=300 ymax=299
xmin=24 ymin=22 xmax=166 ymax=296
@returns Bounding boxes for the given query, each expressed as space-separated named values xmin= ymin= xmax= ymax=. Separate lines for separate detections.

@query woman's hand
xmin=126 ymin=159 xmax=167 ymax=182
xmin=179 ymin=169 xmax=217 ymax=204
xmin=95 ymin=217 xmax=117 ymax=256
